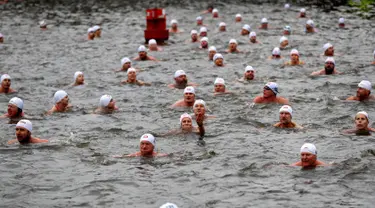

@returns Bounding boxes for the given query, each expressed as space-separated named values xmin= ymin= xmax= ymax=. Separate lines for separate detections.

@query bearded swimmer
xmin=226 ymin=39 xmax=241 ymax=53
xmin=168 ymin=70 xmax=198 ymax=89
xmin=253 ymin=82 xmax=289 ymax=104
xmin=114 ymin=134 xmax=167 ymax=158
xmin=346 ymin=80 xmax=375 ymax=101
xmin=249 ymin=32 xmax=260 ymax=44
xmin=133 ymin=45 xmax=158 ymax=61
xmin=284 ymin=49 xmax=305 ymax=66
xmin=94 ymin=95 xmax=118 ymax=114
xmin=0 ymin=97 xmax=25 ymax=119
xmin=169 ymin=19 xmax=181 ymax=33
xmin=291 ymin=143 xmax=328 ymax=169
xmin=305 ymin=20 xmax=317 ymax=33
xmin=268 ymin=47 xmax=282 ymax=60
xmin=238 ymin=66 xmax=255 ymax=82
xmin=121 ymin=68 xmax=151 ymax=86
xmin=148 ymin=39 xmax=163 ymax=51
xmin=47 ymin=90 xmax=72 ymax=115
xmin=241 ymin=24 xmax=251 ymax=36
xmin=213 ymin=78 xmax=232 ymax=95
xmin=7 ymin=120 xmax=48 ymax=145
xmin=200 ymin=37 xmax=209 ymax=49
xmin=213 ymin=53 xmax=224 ymax=67
xmin=218 ymin=22 xmax=226 ymax=32
xmin=343 ymin=111 xmax=375 ymax=135
xmin=310 ymin=57 xmax=340 ymax=76
xmin=199 ymin=27 xmax=208 ymax=37
xmin=274 ymin=105 xmax=302 ymax=129
xmin=72 ymin=71 xmax=85 ymax=86
xmin=171 ymin=86 xmax=196 ymax=108
xmin=189 ymin=30 xmax=199 ymax=43
xmin=0 ymin=74 xmax=16 ymax=93
xmin=208 ymin=46 xmax=217 ymax=61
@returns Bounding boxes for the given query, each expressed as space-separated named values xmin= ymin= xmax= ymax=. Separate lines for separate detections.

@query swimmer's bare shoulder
xmin=171 ymin=99 xmax=185 ymax=108
xmin=346 ymin=96 xmax=358 ymax=101
xmin=253 ymin=96 xmax=264 ymax=103
xmin=277 ymin=97 xmax=289 ymax=104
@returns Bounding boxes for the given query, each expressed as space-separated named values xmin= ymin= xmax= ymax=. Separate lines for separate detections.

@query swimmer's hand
xmin=112 ymin=155 xmax=125 ymax=158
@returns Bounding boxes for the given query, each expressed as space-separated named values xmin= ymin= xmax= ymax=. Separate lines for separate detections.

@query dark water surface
xmin=1 ymin=1 xmax=375 ymax=207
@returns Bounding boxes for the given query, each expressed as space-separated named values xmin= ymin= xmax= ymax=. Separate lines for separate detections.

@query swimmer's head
xmin=99 ymin=94 xmax=113 ymax=108
xmin=229 ymin=39 xmax=237 ymax=50
xmin=140 ymin=133 xmax=156 ymax=155
xmin=138 ymin=45 xmax=147 ymax=59
xmin=219 ymin=22 xmax=226 ymax=31
xmin=196 ymin=16 xmax=203 ymax=25
xmin=8 ymin=97 xmax=23 ymax=117
xmin=339 ymin=17 xmax=345 ymax=24
xmin=213 ymin=53 xmax=224 ymax=66
xmin=323 ymin=43 xmax=334 ymax=56
xmin=1 ymin=74 xmax=11 ymax=89
xmin=279 ymin=36 xmax=288 ymax=47
xmin=235 ymin=14 xmax=242 ymax=22
xmin=283 ymin=25 xmax=291 ymax=35
xmin=53 ymin=90 xmax=69 ymax=105
xmin=127 ymin=68 xmax=137 ymax=80
xmin=272 ymin=47 xmax=281 ymax=56
xmin=196 ymin=16 xmax=203 ymax=21
xmin=306 ymin=19 xmax=314 ymax=28
xmin=193 ymin=99 xmax=206 ymax=115
xmin=184 ymin=86 xmax=196 ymax=103
xmin=199 ymin=27 xmax=207 ymax=37
xmin=121 ymin=57 xmax=132 ymax=70
xmin=355 ymin=111 xmax=369 ymax=130
xmin=212 ymin=8 xmax=219 ymax=17
xmin=190 ymin=30 xmax=198 ymax=41
xmin=249 ymin=31 xmax=257 ymax=42
xmin=241 ymin=24 xmax=251 ymax=35
xmin=300 ymin=143 xmax=317 ymax=155
xmin=180 ymin=113 xmax=193 ymax=130
xmin=74 ymin=71 xmax=84 ymax=85
xmin=209 ymin=46 xmax=217 ymax=60
xmin=290 ymin=49 xmax=299 ymax=61
xmin=300 ymin=143 xmax=317 ymax=167
xmin=39 ymin=20 xmax=47 ymax=28
xmin=16 ymin=120 xmax=33 ymax=141
xmin=244 ymin=66 xmax=255 ymax=80
xmin=148 ymin=39 xmax=157 ymax=46
xmin=171 ymin=19 xmax=178 ymax=29
xmin=214 ymin=78 xmax=226 ymax=93
xmin=160 ymin=203 xmax=178 ymax=208
xmin=200 ymin=37 xmax=209 ymax=48
xmin=92 ymin=25 xmax=101 ymax=37
xmin=357 ymin=80 xmax=372 ymax=98
xmin=87 ymin=27 xmax=95 ymax=39
xmin=174 ymin=70 xmax=187 ymax=86
xmin=300 ymin=8 xmax=306 ymax=17
xmin=261 ymin=18 xmax=268 ymax=24
xmin=264 ymin=82 xmax=278 ymax=96
xmin=279 ymin=105 xmax=293 ymax=124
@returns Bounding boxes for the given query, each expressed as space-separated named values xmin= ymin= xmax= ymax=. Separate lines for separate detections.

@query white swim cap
xmin=200 ymin=37 xmax=208 ymax=43
xmin=74 ymin=71 xmax=83 ymax=81
xmin=229 ymin=39 xmax=237 ymax=44
xmin=196 ymin=16 xmax=202 ymax=21
xmin=219 ymin=22 xmax=226 ymax=27
xmin=0 ymin=33 xmax=3 ymax=38
xmin=140 ymin=133 xmax=156 ymax=147
xmin=87 ymin=27 xmax=95 ymax=33
xmin=200 ymin=27 xmax=207 ymax=33
xmin=245 ymin=65 xmax=255 ymax=72
xmin=284 ymin=3 xmax=290 ymax=9
xmin=290 ymin=49 xmax=299 ymax=56
xmin=358 ymin=80 xmax=372 ymax=91
xmin=339 ymin=17 xmax=345 ymax=24
xmin=284 ymin=25 xmax=291 ymax=31
xmin=279 ymin=105 xmax=293 ymax=116
xmin=39 ymin=20 xmax=47 ymax=27
xmin=265 ymin=82 xmax=278 ymax=94
xmin=323 ymin=43 xmax=333 ymax=52
xmin=121 ymin=57 xmax=131 ymax=66
xmin=138 ymin=45 xmax=147 ymax=52
xmin=53 ymin=90 xmax=68 ymax=104
xmin=213 ymin=53 xmax=223 ymax=61
xmin=356 ymin=111 xmax=369 ymax=120
xmin=300 ymin=143 xmax=317 ymax=155
xmin=249 ymin=31 xmax=256 ymax=37
xmin=180 ymin=113 xmax=192 ymax=124
xmin=190 ymin=30 xmax=198 ymax=35
xmin=148 ymin=39 xmax=157 ymax=45
xmin=261 ymin=18 xmax=268 ymax=23
xmin=99 ymin=95 xmax=112 ymax=107
xmin=325 ymin=57 xmax=335 ymax=65
xmin=1 ymin=74 xmax=11 ymax=82
xmin=184 ymin=86 xmax=195 ymax=94
xmin=209 ymin=46 xmax=217 ymax=52
xmin=212 ymin=8 xmax=218 ymax=13
xmin=306 ymin=19 xmax=314 ymax=26
xmin=92 ymin=25 xmax=101 ymax=31
xmin=171 ymin=19 xmax=178 ymax=25
xmin=242 ymin=24 xmax=251 ymax=32
xmin=16 ymin=119 xmax=32 ymax=132
xmin=236 ymin=14 xmax=241 ymax=18
xmin=127 ymin=68 xmax=136 ymax=75
xmin=160 ymin=203 xmax=178 ymax=208
xmin=279 ymin=36 xmax=288 ymax=44
xmin=272 ymin=47 xmax=281 ymax=55
xmin=9 ymin=97 xmax=24 ymax=109
xmin=174 ymin=70 xmax=186 ymax=78
xmin=194 ymin=99 xmax=206 ymax=108
xmin=214 ymin=77 xmax=225 ymax=86
xmin=300 ymin=8 xmax=306 ymax=13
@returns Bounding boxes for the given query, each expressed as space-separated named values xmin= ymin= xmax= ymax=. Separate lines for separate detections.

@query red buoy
xmin=144 ymin=8 xmax=169 ymax=43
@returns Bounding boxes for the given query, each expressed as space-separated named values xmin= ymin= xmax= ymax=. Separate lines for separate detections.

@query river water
xmin=1 ymin=1 xmax=375 ymax=207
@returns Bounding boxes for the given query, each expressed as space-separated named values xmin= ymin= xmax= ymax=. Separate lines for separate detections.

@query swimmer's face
xmin=171 ymin=23 xmax=178 ymax=29
xmin=140 ymin=141 xmax=154 ymax=155
xmin=191 ymin=34 xmax=198 ymax=41
xmin=175 ymin=75 xmax=187 ymax=85
xmin=209 ymin=50 xmax=216 ymax=60
xmin=250 ymin=36 xmax=256 ymax=42
xmin=0 ymin=37 xmax=3 ymax=43
xmin=194 ymin=104 xmax=206 ymax=115
xmin=219 ymin=26 xmax=226 ymax=31
xmin=127 ymin=71 xmax=136 ymax=80
xmin=181 ymin=117 xmax=193 ymax=131
xmin=88 ymin=32 xmax=95 ymax=39
xmin=107 ymin=99 xmax=116 ymax=109
xmin=59 ymin=95 xmax=69 ymax=105
xmin=7 ymin=104 xmax=19 ymax=117
xmin=139 ymin=51 xmax=147 ymax=60
xmin=201 ymin=41 xmax=208 ymax=48
xmin=149 ymin=44 xmax=157 ymax=50
xmin=229 ymin=43 xmax=237 ymax=50
xmin=213 ymin=12 xmax=218 ymax=18
xmin=300 ymin=12 xmax=306 ymax=17
xmin=241 ymin=29 xmax=249 ymax=36
xmin=263 ymin=86 xmax=275 ymax=98
xmin=283 ymin=30 xmax=290 ymax=35
xmin=279 ymin=112 xmax=292 ymax=124
xmin=184 ymin=93 xmax=195 ymax=103
xmin=214 ymin=84 xmax=225 ymax=93
xmin=95 ymin=29 xmax=101 ymax=37
xmin=324 ymin=62 xmax=335 ymax=73
xmin=122 ymin=62 xmax=131 ymax=70
xmin=197 ymin=20 xmax=203 ymax=25
xmin=235 ymin=17 xmax=242 ymax=22
xmin=281 ymin=40 xmax=289 ymax=47
xmin=1 ymin=78 xmax=11 ymax=89
xmin=200 ymin=32 xmax=207 ymax=37
xmin=300 ymin=152 xmax=317 ymax=167
xmin=357 ymin=87 xmax=370 ymax=98
xmin=16 ymin=127 xmax=31 ymax=142
xmin=355 ymin=114 xmax=369 ymax=130
xmin=261 ymin=23 xmax=268 ymax=29
xmin=306 ymin=24 xmax=313 ymax=30
xmin=244 ymin=70 xmax=254 ymax=80
xmin=325 ymin=47 xmax=334 ymax=56
xmin=76 ymin=74 xmax=84 ymax=85
xmin=291 ymin=54 xmax=299 ymax=62
xmin=215 ymin=58 xmax=223 ymax=66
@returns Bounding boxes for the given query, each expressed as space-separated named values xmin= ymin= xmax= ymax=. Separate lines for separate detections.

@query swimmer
xmin=117 ymin=57 xmax=132 ymax=72
xmin=310 ymin=57 xmax=340 ymax=76
xmin=299 ymin=8 xmax=306 ymax=18
xmin=39 ymin=20 xmax=47 ymax=29
xmin=133 ymin=45 xmax=158 ymax=61
xmin=291 ymin=143 xmax=328 ymax=169
xmin=323 ymin=43 xmax=334 ymax=56
xmin=274 ymin=105 xmax=302 ymax=129
xmin=212 ymin=8 xmax=219 ymax=18
xmin=259 ymin=18 xmax=268 ymax=29
xmin=196 ymin=16 xmax=205 ymax=26
xmin=189 ymin=30 xmax=199 ymax=43
xmin=238 ymin=66 xmax=255 ymax=82
xmin=213 ymin=53 xmax=224 ymax=67
xmin=121 ymin=68 xmax=151 ymax=86
xmin=148 ymin=39 xmax=163 ymax=51
xmin=160 ymin=203 xmax=179 ymax=208
xmin=235 ymin=14 xmax=242 ymax=22
xmin=47 ymin=90 xmax=72 ymax=115
xmin=219 ymin=22 xmax=226 ymax=32
xmin=268 ymin=47 xmax=282 ymax=59
xmin=283 ymin=25 xmax=291 ymax=35
xmin=192 ymin=99 xmax=215 ymax=120
xmin=346 ymin=80 xmax=375 ymax=101
xmin=7 ymin=120 xmax=48 ymax=145
xmin=171 ymin=86 xmax=196 ymax=108
xmin=168 ymin=70 xmax=198 ymax=89
xmin=249 ymin=32 xmax=260 ymax=44
xmin=279 ymin=36 xmax=289 ymax=49
xmin=202 ymin=5 xmax=214 ymax=14
xmin=284 ymin=49 xmax=305 ymax=66
xmin=213 ymin=78 xmax=232 ymax=95
xmin=343 ymin=111 xmax=375 ymax=135
xmin=200 ymin=37 xmax=209 ymax=49
xmin=226 ymin=39 xmax=240 ymax=53
xmin=199 ymin=27 xmax=207 ymax=37
xmin=0 ymin=74 xmax=16 ymax=93
xmin=208 ymin=46 xmax=217 ymax=61
xmin=72 ymin=71 xmax=85 ymax=86
xmin=338 ymin=17 xmax=345 ymax=28
xmin=284 ymin=3 xmax=290 ymax=9
xmin=87 ymin=27 xmax=95 ymax=40
xmin=0 ymin=33 xmax=3 ymax=43
xmin=179 ymin=113 xmax=205 ymax=136
xmin=0 ymin=97 xmax=24 ymax=119
xmin=92 ymin=25 xmax=101 ymax=38
xmin=118 ymin=134 xmax=167 ymax=157
xmin=253 ymin=82 xmax=289 ymax=104
xmin=94 ymin=95 xmax=118 ymax=114
xmin=305 ymin=20 xmax=317 ymax=33
xmin=241 ymin=24 xmax=251 ymax=36
xmin=169 ymin=19 xmax=181 ymax=33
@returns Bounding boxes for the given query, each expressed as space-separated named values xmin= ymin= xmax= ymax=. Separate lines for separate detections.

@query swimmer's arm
xmin=188 ymin=82 xmax=199 ymax=87
xmin=290 ymin=161 xmax=301 ymax=166
xmin=369 ymin=127 xmax=375 ymax=132
xmin=345 ymin=96 xmax=356 ymax=101
xmin=278 ymin=97 xmax=289 ymax=105
xmin=196 ymin=114 xmax=205 ymax=137
xmin=168 ymin=84 xmax=176 ymax=89
xmin=273 ymin=122 xmax=281 ymax=127
xmin=32 ymin=138 xmax=49 ymax=143
xmin=0 ymin=114 xmax=7 ymax=119
xmin=341 ymin=129 xmax=356 ymax=134
xmin=253 ymin=96 xmax=262 ymax=103
xmin=7 ymin=139 xmax=18 ymax=145
xmin=310 ymin=71 xmax=320 ymax=76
